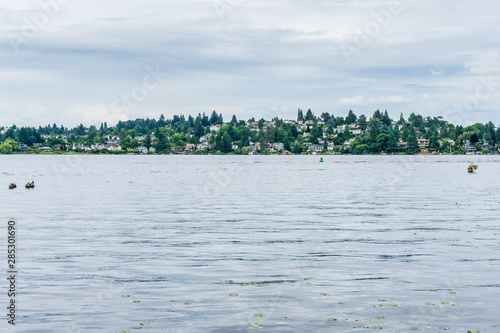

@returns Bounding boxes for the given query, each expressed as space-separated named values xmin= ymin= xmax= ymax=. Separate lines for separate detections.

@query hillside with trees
xmin=1 ymin=110 xmax=499 ymax=155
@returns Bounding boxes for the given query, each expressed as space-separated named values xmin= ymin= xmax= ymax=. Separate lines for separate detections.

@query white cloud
xmin=368 ymin=96 xmax=409 ymax=104
xmin=464 ymin=52 xmax=500 ymax=75
xmin=1 ymin=1 xmax=500 ymax=126
xmin=429 ymin=67 xmax=444 ymax=76
xmin=339 ymin=96 xmax=364 ymax=106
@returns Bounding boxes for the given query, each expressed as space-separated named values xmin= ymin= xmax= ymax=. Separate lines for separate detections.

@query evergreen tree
xmin=144 ymin=134 xmax=152 ymax=149
xmin=209 ymin=111 xmax=219 ymax=125
xmin=194 ymin=120 xmax=204 ymax=138
xmin=388 ymin=129 xmax=400 ymax=153
xmin=158 ymin=114 xmax=166 ymax=127
xmin=321 ymin=112 xmax=331 ymax=123
xmin=407 ymin=127 xmax=419 ymax=154
xmin=345 ymin=110 xmax=357 ymax=125
xmin=231 ymin=115 xmax=238 ymax=126
xmin=284 ymin=134 xmax=291 ymax=151
xmin=297 ymin=108 xmax=304 ymax=122
xmin=222 ymin=132 xmax=232 ymax=153
xmin=358 ymin=115 xmax=367 ymax=130
xmin=382 ymin=110 xmax=391 ymax=126
xmin=305 ymin=109 xmax=314 ymax=121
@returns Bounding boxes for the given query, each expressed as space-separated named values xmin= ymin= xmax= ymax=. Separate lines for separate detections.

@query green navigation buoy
xmin=319 ymin=158 xmax=324 ymax=162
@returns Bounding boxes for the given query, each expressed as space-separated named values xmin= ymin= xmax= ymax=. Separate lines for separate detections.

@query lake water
xmin=1 ymin=155 xmax=500 ymax=332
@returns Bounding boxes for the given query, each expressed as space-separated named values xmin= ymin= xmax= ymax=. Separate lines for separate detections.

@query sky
xmin=1 ymin=0 xmax=500 ymax=128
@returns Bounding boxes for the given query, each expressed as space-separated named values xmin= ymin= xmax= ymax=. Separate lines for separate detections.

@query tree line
xmin=1 ymin=109 xmax=499 ymax=155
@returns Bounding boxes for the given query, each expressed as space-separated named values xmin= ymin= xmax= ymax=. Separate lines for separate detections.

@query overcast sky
xmin=1 ymin=0 xmax=500 ymax=128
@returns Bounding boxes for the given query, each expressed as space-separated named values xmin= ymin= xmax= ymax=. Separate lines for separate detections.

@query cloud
xmin=339 ymin=96 xmax=364 ymax=106
xmin=464 ymin=52 xmax=500 ymax=75
xmin=368 ymin=96 xmax=409 ymax=104
xmin=429 ymin=67 xmax=444 ymax=76
xmin=1 ymin=1 xmax=500 ymax=126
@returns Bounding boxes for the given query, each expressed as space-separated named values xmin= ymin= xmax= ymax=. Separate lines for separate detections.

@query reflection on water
xmin=1 ymin=155 xmax=499 ymax=332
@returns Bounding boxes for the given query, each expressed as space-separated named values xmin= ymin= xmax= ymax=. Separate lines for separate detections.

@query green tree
xmin=321 ymin=112 xmax=331 ymax=123
xmin=407 ymin=127 xmax=419 ymax=154
xmin=0 ymin=140 xmax=15 ymax=154
xmin=368 ymin=118 xmax=381 ymax=142
xmin=258 ymin=119 xmax=264 ymax=129
xmin=284 ymin=135 xmax=291 ymax=151
xmin=230 ymin=115 xmax=238 ymax=126
xmin=305 ymin=109 xmax=314 ymax=121
xmin=345 ymin=110 xmax=357 ymax=125
xmin=387 ymin=130 xmax=399 ymax=153
xmin=121 ymin=137 xmax=131 ymax=150
xmin=129 ymin=139 xmax=139 ymax=149
xmin=376 ymin=133 xmax=389 ymax=151
xmin=297 ymin=108 xmax=304 ymax=122
xmin=144 ymin=134 xmax=152 ymax=149
xmin=381 ymin=110 xmax=391 ymax=126
xmin=154 ymin=129 xmax=167 ymax=152
xmin=158 ymin=114 xmax=166 ymax=127
xmin=470 ymin=133 xmax=479 ymax=144
xmin=222 ymin=132 xmax=232 ymax=153
xmin=357 ymin=115 xmax=368 ymax=130
xmin=4 ymin=128 xmax=16 ymax=140
xmin=194 ymin=120 xmax=204 ymax=138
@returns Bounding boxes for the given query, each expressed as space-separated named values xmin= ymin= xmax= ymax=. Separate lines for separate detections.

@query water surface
xmin=1 ymin=155 xmax=499 ymax=332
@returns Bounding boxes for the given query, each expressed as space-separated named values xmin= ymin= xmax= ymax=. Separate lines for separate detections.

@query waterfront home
xmin=465 ymin=143 xmax=476 ymax=153
xmin=209 ymin=124 xmax=221 ymax=132
xmin=137 ymin=146 xmax=148 ymax=154
xmin=196 ymin=143 xmax=208 ymax=151
xmin=106 ymin=136 xmax=121 ymax=145
xmin=185 ymin=144 xmax=196 ymax=152
xmin=105 ymin=145 xmax=121 ymax=151
xmin=273 ymin=142 xmax=284 ymax=151
xmin=40 ymin=147 xmax=53 ymax=152
xmin=344 ymin=138 xmax=356 ymax=146
xmin=398 ymin=142 xmax=408 ymax=149
xmin=417 ymin=138 xmax=430 ymax=149
xmin=305 ymin=143 xmax=323 ymax=153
